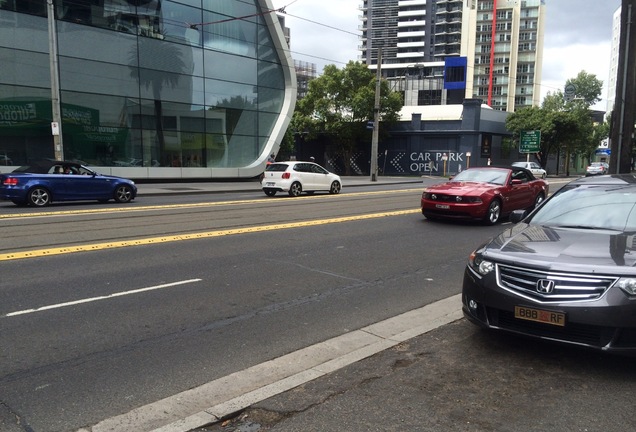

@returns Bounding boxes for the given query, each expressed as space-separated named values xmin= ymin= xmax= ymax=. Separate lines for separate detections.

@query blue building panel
xmin=444 ymin=57 xmax=467 ymax=90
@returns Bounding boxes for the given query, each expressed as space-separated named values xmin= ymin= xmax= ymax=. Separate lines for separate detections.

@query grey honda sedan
xmin=463 ymin=174 xmax=636 ymax=354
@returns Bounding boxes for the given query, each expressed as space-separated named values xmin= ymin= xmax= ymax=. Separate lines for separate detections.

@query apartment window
xmin=418 ymin=90 xmax=442 ymax=105
xmin=446 ymin=66 xmax=466 ymax=83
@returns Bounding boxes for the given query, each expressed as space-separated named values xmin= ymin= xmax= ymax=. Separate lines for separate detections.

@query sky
xmin=270 ymin=0 xmax=621 ymax=111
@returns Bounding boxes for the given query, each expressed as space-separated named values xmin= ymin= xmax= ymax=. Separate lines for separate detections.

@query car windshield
xmin=529 ymin=185 xmax=636 ymax=231
xmin=451 ymin=169 xmax=508 ymax=185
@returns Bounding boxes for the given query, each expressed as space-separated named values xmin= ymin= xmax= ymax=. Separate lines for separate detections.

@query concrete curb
xmin=80 ymin=295 xmax=462 ymax=432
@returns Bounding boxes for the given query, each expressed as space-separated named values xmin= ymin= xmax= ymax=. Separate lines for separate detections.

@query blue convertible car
xmin=0 ymin=160 xmax=137 ymax=207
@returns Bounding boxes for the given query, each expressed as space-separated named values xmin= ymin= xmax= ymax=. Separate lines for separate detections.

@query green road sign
xmin=520 ymin=130 xmax=541 ymax=153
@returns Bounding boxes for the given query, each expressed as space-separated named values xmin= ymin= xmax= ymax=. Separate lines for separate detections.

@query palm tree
xmin=129 ymin=36 xmax=188 ymax=165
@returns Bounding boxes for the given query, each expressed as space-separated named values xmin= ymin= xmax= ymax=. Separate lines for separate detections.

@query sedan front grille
xmin=496 ymin=264 xmax=617 ymax=303
xmin=427 ymin=193 xmax=457 ymax=202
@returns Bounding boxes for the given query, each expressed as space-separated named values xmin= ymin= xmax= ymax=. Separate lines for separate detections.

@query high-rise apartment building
xmin=466 ymin=0 xmax=545 ymax=111
xmin=359 ymin=0 xmax=546 ymax=112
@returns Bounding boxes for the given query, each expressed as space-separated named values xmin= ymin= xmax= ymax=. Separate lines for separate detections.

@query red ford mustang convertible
xmin=421 ymin=166 xmax=549 ymax=224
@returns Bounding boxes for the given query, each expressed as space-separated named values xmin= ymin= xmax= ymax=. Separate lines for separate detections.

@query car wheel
xmin=264 ymin=189 xmax=276 ymax=197
xmin=542 ymin=173 xmax=547 ymax=179
xmin=27 ymin=187 xmax=51 ymax=207
xmin=288 ymin=181 xmax=302 ymax=197
xmin=114 ymin=185 xmax=133 ymax=203
xmin=483 ymin=199 xmax=501 ymax=225
xmin=329 ymin=181 xmax=341 ymax=194
xmin=533 ymin=192 xmax=545 ymax=209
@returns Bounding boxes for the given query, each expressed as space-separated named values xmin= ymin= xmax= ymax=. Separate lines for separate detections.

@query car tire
xmin=114 ymin=185 xmax=133 ymax=203
xmin=27 ymin=187 xmax=51 ymax=207
xmin=288 ymin=182 xmax=302 ymax=197
xmin=329 ymin=181 xmax=341 ymax=194
xmin=542 ymin=173 xmax=547 ymax=179
xmin=264 ymin=189 xmax=276 ymax=197
xmin=533 ymin=192 xmax=545 ymax=209
xmin=483 ymin=199 xmax=501 ymax=225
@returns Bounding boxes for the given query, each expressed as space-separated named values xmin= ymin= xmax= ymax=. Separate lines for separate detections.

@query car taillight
xmin=282 ymin=172 xmax=291 ymax=179
xmin=3 ymin=177 xmax=18 ymax=186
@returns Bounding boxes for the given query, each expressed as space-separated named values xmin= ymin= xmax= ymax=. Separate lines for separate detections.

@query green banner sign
xmin=520 ymin=130 xmax=541 ymax=153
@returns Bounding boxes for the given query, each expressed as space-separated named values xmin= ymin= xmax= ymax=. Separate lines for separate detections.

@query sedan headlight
xmin=616 ymin=277 xmax=636 ymax=296
xmin=461 ymin=196 xmax=483 ymax=204
xmin=468 ymin=250 xmax=494 ymax=276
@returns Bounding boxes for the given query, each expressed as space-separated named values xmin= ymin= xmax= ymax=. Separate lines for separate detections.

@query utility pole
xmin=47 ymin=0 xmax=64 ymax=161
xmin=370 ymin=48 xmax=382 ymax=182
xmin=611 ymin=0 xmax=635 ymax=173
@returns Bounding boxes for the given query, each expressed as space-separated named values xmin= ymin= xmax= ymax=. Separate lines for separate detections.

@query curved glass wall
xmin=0 ymin=0 xmax=295 ymax=178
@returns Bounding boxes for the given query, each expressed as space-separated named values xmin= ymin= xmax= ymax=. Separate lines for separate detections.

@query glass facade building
xmin=0 ymin=0 xmax=296 ymax=179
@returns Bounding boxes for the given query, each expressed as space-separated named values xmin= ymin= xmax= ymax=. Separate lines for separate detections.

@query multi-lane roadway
xmin=0 ymin=179 xmax=572 ymax=432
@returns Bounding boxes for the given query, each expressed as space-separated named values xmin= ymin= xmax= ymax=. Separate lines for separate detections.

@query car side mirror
xmin=511 ymin=179 xmax=522 ymax=185
xmin=509 ymin=209 xmax=527 ymax=223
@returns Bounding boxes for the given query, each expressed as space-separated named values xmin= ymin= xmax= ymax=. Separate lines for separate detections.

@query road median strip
xmin=0 ymin=209 xmax=421 ymax=261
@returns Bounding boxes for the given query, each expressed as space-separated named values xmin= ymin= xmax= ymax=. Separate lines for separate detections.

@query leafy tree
xmin=565 ymin=71 xmax=604 ymax=107
xmin=506 ymin=71 xmax=606 ymax=174
xmin=506 ymin=104 xmax=578 ymax=169
xmin=293 ymin=61 xmax=403 ymax=174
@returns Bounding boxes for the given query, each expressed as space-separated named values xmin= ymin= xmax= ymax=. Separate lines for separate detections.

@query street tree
xmin=565 ymin=71 xmax=604 ymax=106
xmin=506 ymin=71 xmax=605 ymax=174
xmin=506 ymin=103 xmax=579 ymax=171
xmin=293 ymin=61 xmax=403 ymax=174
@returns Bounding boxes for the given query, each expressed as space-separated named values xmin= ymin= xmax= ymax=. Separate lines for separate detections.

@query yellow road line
xmin=0 ymin=209 xmax=421 ymax=261
xmin=0 ymin=189 xmax=423 ymax=220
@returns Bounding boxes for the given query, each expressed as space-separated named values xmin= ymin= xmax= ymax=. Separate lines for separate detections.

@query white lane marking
xmin=3 ymin=279 xmax=202 ymax=318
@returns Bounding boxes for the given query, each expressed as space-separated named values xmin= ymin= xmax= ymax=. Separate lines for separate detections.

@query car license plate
xmin=514 ymin=306 xmax=565 ymax=327
xmin=265 ymin=182 xmax=275 ymax=186
xmin=435 ymin=204 xmax=450 ymax=209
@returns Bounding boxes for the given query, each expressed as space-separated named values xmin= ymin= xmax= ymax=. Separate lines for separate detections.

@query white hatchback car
xmin=262 ymin=161 xmax=342 ymax=197
xmin=512 ymin=161 xmax=547 ymax=179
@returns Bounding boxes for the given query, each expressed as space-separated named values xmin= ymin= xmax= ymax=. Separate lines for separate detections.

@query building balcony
xmin=397 ymin=51 xmax=425 ymax=58
xmin=398 ymin=10 xmax=426 ymax=18
xmin=398 ymin=0 xmax=427 ymax=6
xmin=397 ymin=41 xmax=425 ymax=48
xmin=397 ymin=30 xmax=426 ymax=38
xmin=398 ymin=20 xmax=426 ymax=27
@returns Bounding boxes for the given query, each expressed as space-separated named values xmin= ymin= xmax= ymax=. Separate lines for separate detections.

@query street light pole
xmin=47 ymin=0 xmax=64 ymax=161
xmin=370 ymin=48 xmax=382 ymax=182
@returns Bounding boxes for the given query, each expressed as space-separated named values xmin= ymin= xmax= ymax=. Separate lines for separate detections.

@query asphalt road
xmin=0 ymin=184 xmax=507 ymax=432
